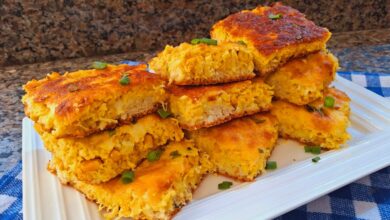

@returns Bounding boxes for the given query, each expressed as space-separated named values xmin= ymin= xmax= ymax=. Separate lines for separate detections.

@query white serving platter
xmin=23 ymin=75 xmax=390 ymax=220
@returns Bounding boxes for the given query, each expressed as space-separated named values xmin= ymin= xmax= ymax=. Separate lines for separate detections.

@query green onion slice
xmin=312 ymin=156 xmax=321 ymax=163
xmin=266 ymin=161 xmax=277 ymax=170
xmin=304 ymin=146 xmax=321 ymax=155
xmin=218 ymin=181 xmax=233 ymax=190
xmin=269 ymin=13 xmax=283 ymax=20
xmin=237 ymin=40 xmax=247 ymax=46
xmin=107 ymin=129 xmax=116 ymax=137
xmin=92 ymin=61 xmax=108 ymax=69
xmin=157 ymin=108 xmax=171 ymax=119
xmin=190 ymin=38 xmax=218 ymax=45
xmin=324 ymin=96 xmax=335 ymax=108
xmin=147 ymin=149 xmax=163 ymax=162
xmin=121 ymin=170 xmax=135 ymax=184
xmin=119 ymin=75 xmax=130 ymax=85
xmin=170 ymin=150 xmax=181 ymax=159
xmin=251 ymin=118 xmax=266 ymax=124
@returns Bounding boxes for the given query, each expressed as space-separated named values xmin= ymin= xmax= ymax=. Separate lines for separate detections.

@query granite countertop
xmin=1 ymin=29 xmax=390 ymax=176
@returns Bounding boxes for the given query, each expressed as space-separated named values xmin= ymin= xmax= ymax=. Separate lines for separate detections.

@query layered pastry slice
xmin=149 ymin=41 xmax=255 ymax=85
xmin=40 ymin=114 xmax=183 ymax=184
xmin=23 ymin=64 xmax=167 ymax=138
xmin=211 ymin=2 xmax=331 ymax=76
xmin=265 ymin=51 xmax=338 ymax=105
xmin=49 ymin=140 xmax=213 ymax=220
xmin=271 ymin=88 xmax=351 ymax=149
xmin=190 ymin=113 xmax=278 ymax=181
xmin=168 ymin=78 xmax=273 ymax=130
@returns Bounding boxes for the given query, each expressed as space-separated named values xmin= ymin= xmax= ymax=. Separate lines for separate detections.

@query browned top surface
xmin=212 ymin=2 xmax=330 ymax=56
xmin=23 ymin=64 xmax=163 ymax=116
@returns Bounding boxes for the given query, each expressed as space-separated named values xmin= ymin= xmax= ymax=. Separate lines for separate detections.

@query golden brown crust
xmin=211 ymin=2 xmax=330 ymax=57
xmin=23 ymin=64 xmax=159 ymax=117
xmin=270 ymin=87 xmax=351 ymax=149
xmin=149 ymin=42 xmax=255 ymax=86
xmin=190 ymin=113 xmax=278 ymax=181
xmin=265 ymin=51 xmax=339 ymax=105
xmin=22 ymin=64 xmax=167 ymax=138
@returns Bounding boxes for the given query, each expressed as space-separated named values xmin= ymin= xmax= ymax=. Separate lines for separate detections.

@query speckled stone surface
xmin=1 ymin=0 xmax=389 ymax=66
xmin=1 ymin=28 xmax=390 ymax=177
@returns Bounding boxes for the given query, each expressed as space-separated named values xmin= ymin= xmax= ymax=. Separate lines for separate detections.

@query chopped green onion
xmin=67 ymin=84 xmax=79 ymax=92
xmin=170 ymin=150 xmax=181 ymax=158
xmin=190 ymin=38 xmax=218 ymax=45
xmin=312 ymin=156 xmax=321 ymax=163
xmin=304 ymin=146 xmax=321 ymax=155
xmin=191 ymin=38 xmax=200 ymax=44
xmin=92 ymin=61 xmax=108 ymax=69
xmin=107 ymin=129 xmax=116 ymax=137
xmin=269 ymin=13 xmax=283 ymax=20
xmin=121 ymin=170 xmax=135 ymax=184
xmin=266 ymin=161 xmax=277 ymax=170
xmin=324 ymin=96 xmax=335 ymax=108
xmin=237 ymin=40 xmax=247 ymax=46
xmin=147 ymin=149 xmax=163 ymax=162
xmin=119 ymin=75 xmax=130 ymax=85
xmin=251 ymin=118 xmax=265 ymax=124
xmin=218 ymin=181 xmax=233 ymax=190
xmin=157 ymin=108 xmax=171 ymax=118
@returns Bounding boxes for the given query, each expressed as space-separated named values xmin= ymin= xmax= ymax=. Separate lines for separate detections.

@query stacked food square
xmin=22 ymin=2 xmax=351 ymax=219
xmin=211 ymin=2 xmax=350 ymax=150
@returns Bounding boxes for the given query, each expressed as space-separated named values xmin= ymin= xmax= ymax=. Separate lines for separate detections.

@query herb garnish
xmin=218 ymin=181 xmax=233 ymax=190
xmin=191 ymin=38 xmax=218 ymax=45
xmin=304 ymin=146 xmax=321 ymax=155
xmin=237 ymin=40 xmax=247 ymax=46
xmin=170 ymin=150 xmax=181 ymax=158
xmin=121 ymin=170 xmax=135 ymax=184
xmin=265 ymin=161 xmax=277 ymax=170
xmin=324 ymin=96 xmax=335 ymax=108
xmin=251 ymin=118 xmax=266 ymax=124
xmin=269 ymin=13 xmax=283 ymax=20
xmin=147 ymin=149 xmax=163 ymax=162
xmin=107 ymin=129 xmax=116 ymax=137
xmin=119 ymin=74 xmax=130 ymax=85
xmin=92 ymin=61 xmax=108 ymax=69
xmin=312 ymin=156 xmax=321 ymax=163
xmin=311 ymin=157 xmax=321 ymax=163
xmin=157 ymin=108 xmax=171 ymax=118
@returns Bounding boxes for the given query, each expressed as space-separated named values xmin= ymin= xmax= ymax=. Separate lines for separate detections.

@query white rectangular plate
xmin=23 ymin=75 xmax=390 ymax=220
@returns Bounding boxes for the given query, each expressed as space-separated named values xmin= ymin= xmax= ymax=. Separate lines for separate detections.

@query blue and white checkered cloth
xmin=0 ymin=71 xmax=389 ymax=220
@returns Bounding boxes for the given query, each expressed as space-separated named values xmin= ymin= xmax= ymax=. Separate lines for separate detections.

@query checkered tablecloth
xmin=0 ymin=71 xmax=389 ymax=220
